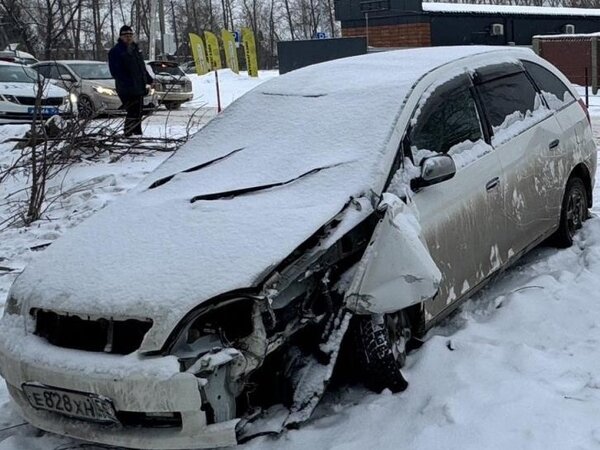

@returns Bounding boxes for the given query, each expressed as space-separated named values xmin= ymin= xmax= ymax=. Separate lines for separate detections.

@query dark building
xmin=335 ymin=0 xmax=600 ymax=47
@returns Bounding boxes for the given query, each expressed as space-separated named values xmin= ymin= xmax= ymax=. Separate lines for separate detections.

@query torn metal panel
xmin=345 ymin=194 xmax=441 ymax=315
xmin=284 ymin=309 xmax=351 ymax=428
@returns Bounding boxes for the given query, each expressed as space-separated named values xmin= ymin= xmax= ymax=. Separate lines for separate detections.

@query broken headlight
xmin=170 ymin=297 xmax=255 ymax=360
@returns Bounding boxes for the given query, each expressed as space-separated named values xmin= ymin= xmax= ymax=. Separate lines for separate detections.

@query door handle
xmin=549 ymin=139 xmax=560 ymax=150
xmin=486 ymin=177 xmax=500 ymax=191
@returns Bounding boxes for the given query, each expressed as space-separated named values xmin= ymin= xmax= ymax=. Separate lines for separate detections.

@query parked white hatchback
xmin=0 ymin=47 xmax=595 ymax=449
xmin=0 ymin=62 xmax=75 ymax=123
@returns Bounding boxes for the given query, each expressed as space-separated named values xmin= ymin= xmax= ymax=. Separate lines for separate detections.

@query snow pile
xmin=448 ymin=139 xmax=492 ymax=170
xmin=187 ymin=69 xmax=279 ymax=109
xmin=492 ymin=106 xmax=553 ymax=146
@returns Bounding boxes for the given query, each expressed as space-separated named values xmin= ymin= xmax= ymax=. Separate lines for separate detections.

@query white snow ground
xmin=1 ymin=71 xmax=600 ymax=449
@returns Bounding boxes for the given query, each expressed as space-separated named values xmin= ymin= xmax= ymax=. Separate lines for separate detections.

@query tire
xmin=78 ymin=96 xmax=95 ymax=119
xmin=164 ymin=102 xmax=181 ymax=110
xmin=353 ymin=311 xmax=410 ymax=393
xmin=552 ymin=177 xmax=588 ymax=248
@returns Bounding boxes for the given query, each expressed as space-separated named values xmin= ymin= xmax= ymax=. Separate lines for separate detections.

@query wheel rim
xmin=566 ymin=187 xmax=585 ymax=238
xmin=79 ymin=98 xmax=93 ymax=118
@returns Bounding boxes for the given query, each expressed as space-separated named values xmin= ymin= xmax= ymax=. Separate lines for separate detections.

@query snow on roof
xmin=53 ymin=60 xmax=106 ymax=64
xmin=423 ymin=2 xmax=600 ymax=17
xmin=534 ymin=32 xmax=600 ymax=39
xmin=10 ymin=46 xmax=523 ymax=352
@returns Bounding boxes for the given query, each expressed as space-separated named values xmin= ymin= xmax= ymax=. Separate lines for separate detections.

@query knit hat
xmin=119 ymin=25 xmax=133 ymax=36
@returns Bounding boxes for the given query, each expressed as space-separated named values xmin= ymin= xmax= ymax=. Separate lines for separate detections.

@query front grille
xmin=117 ymin=411 xmax=182 ymax=428
xmin=16 ymin=96 xmax=63 ymax=106
xmin=33 ymin=309 xmax=153 ymax=355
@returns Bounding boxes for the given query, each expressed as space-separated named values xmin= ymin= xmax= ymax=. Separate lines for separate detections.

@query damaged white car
xmin=0 ymin=46 xmax=596 ymax=449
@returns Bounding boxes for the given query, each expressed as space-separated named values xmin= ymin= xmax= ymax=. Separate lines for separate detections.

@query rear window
xmin=477 ymin=72 xmax=539 ymax=129
xmin=522 ymin=60 xmax=575 ymax=110
xmin=149 ymin=62 xmax=184 ymax=76
xmin=68 ymin=63 xmax=112 ymax=80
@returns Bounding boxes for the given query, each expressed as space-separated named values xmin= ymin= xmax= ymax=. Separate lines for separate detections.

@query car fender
xmin=345 ymin=193 xmax=441 ymax=315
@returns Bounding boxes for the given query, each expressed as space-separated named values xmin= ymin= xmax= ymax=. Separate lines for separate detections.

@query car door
xmin=407 ymin=73 xmax=507 ymax=322
xmin=53 ymin=64 xmax=76 ymax=91
xmin=475 ymin=63 xmax=563 ymax=256
xmin=522 ymin=60 xmax=589 ymax=220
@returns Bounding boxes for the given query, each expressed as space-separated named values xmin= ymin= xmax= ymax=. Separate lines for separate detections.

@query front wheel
xmin=551 ymin=177 xmax=588 ymax=248
xmin=77 ymin=96 xmax=95 ymax=119
xmin=353 ymin=311 xmax=410 ymax=393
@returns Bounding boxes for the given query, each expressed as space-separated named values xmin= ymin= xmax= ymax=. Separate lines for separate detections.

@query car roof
xmin=266 ymin=46 xmax=533 ymax=98
xmin=36 ymin=60 xmax=106 ymax=65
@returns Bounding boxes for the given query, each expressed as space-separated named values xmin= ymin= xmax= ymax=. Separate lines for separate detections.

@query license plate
xmin=166 ymin=84 xmax=181 ymax=91
xmin=27 ymin=107 xmax=59 ymax=115
xmin=22 ymin=383 xmax=119 ymax=423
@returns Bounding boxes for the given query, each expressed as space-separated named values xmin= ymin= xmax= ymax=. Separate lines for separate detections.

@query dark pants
xmin=121 ymin=95 xmax=144 ymax=136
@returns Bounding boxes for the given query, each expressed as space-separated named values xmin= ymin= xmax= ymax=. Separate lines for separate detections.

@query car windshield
xmin=0 ymin=65 xmax=40 ymax=82
xmin=68 ymin=63 xmax=112 ymax=79
xmin=150 ymin=63 xmax=184 ymax=76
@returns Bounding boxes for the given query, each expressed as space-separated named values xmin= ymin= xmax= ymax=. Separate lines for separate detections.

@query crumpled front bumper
xmin=0 ymin=316 xmax=238 ymax=449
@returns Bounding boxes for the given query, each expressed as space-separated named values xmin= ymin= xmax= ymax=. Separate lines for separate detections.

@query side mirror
xmin=59 ymin=73 xmax=75 ymax=83
xmin=411 ymin=154 xmax=456 ymax=190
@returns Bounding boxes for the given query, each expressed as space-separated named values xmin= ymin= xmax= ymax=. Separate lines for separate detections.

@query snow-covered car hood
xmin=0 ymin=81 xmax=67 ymax=98
xmin=8 ymin=46 xmax=506 ymax=353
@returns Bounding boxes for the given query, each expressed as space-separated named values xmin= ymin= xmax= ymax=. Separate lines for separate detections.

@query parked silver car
xmin=31 ymin=61 xmax=156 ymax=117
xmin=147 ymin=60 xmax=193 ymax=110
xmin=0 ymin=46 xmax=595 ymax=449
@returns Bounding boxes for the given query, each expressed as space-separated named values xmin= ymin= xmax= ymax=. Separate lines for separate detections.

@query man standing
xmin=108 ymin=25 xmax=154 ymax=136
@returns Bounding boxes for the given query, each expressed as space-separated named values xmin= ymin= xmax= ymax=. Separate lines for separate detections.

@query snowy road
xmin=1 ymin=74 xmax=600 ymax=449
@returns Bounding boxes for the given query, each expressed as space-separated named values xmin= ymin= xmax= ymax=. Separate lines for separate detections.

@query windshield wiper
xmin=189 ymin=162 xmax=345 ymax=203
xmin=148 ymin=147 xmax=245 ymax=190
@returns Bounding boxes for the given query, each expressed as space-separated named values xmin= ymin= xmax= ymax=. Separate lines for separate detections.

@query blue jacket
xmin=108 ymin=40 xmax=153 ymax=98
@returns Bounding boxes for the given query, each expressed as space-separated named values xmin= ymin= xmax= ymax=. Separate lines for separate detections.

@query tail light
xmin=578 ymin=98 xmax=591 ymax=125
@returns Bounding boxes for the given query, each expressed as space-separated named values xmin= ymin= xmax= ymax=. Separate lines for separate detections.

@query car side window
xmin=44 ymin=65 xmax=61 ymax=79
xmin=477 ymin=71 xmax=539 ymax=129
xmin=522 ymin=60 xmax=575 ymax=110
xmin=35 ymin=65 xmax=51 ymax=78
xmin=410 ymin=76 xmax=483 ymax=155
xmin=57 ymin=65 xmax=71 ymax=78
